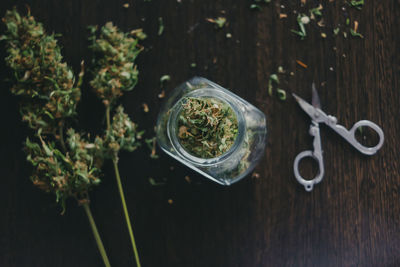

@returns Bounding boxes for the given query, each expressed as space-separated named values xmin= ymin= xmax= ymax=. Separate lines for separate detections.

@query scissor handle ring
xmin=348 ymin=120 xmax=385 ymax=155
xmin=293 ymin=150 xmax=325 ymax=192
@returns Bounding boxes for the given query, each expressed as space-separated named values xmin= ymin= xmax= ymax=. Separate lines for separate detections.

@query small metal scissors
xmin=293 ymin=83 xmax=384 ymax=192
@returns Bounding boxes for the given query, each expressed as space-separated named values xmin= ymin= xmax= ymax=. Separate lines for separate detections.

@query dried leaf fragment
xmin=206 ymin=17 xmax=226 ymax=28
xmin=142 ymin=103 xmax=149 ymax=113
xmin=296 ymin=60 xmax=308 ymax=68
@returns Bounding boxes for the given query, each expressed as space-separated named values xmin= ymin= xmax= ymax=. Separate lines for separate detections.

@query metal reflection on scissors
xmin=293 ymin=83 xmax=384 ymax=192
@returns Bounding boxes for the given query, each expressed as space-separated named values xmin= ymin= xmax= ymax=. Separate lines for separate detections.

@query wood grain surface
xmin=0 ymin=0 xmax=399 ymax=266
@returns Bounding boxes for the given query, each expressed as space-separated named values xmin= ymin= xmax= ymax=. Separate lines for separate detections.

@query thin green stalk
xmin=112 ymin=159 xmax=141 ymax=267
xmin=59 ymin=123 xmax=66 ymax=152
xmin=106 ymin=106 xmax=111 ymax=130
xmin=83 ymin=203 xmax=111 ymax=267
xmin=106 ymin=105 xmax=141 ymax=267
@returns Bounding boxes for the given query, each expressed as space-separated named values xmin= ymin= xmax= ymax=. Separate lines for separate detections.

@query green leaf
xmin=148 ymin=177 xmax=166 ymax=186
xmin=347 ymin=0 xmax=364 ymax=10
xmin=350 ymin=29 xmax=364 ymax=38
xmin=160 ymin=75 xmax=171 ymax=83
xmin=214 ymin=17 xmax=226 ymax=28
xmin=250 ymin=4 xmax=262 ymax=10
xmin=291 ymin=14 xmax=308 ymax=40
xmin=268 ymin=81 xmax=273 ymax=96
xmin=269 ymin=74 xmax=279 ymax=84
xmin=333 ymin=27 xmax=340 ymax=36
xmin=309 ymin=7 xmax=322 ymax=17
xmin=277 ymin=89 xmax=286 ymax=101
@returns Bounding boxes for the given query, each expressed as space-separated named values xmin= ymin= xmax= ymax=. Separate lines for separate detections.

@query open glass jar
xmin=156 ymin=77 xmax=266 ymax=185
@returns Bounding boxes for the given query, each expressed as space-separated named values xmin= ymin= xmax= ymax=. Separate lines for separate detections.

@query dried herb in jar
xmin=177 ymin=97 xmax=238 ymax=158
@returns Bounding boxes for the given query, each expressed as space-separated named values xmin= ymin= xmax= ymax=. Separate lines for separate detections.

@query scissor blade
xmin=312 ymin=83 xmax=321 ymax=109
xmin=292 ymin=93 xmax=318 ymax=119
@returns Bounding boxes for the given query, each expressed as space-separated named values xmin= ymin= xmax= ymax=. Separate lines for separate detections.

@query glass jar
xmin=156 ymin=77 xmax=267 ymax=185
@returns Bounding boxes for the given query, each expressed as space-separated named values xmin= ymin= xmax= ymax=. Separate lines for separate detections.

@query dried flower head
xmin=88 ymin=22 xmax=143 ymax=106
xmin=99 ymin=105 xmax=143 ymax=159
xmin=25 ymin=129 xmax=101 ymax=213
xmin=178 ymin=97 xmax=238 ymax=158
xmin=1 ymin=8 xmax=83 ymax=133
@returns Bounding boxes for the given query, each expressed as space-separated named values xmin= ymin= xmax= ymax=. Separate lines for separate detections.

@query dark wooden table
xmin=1 ymin=0 xmax=399 ymax=266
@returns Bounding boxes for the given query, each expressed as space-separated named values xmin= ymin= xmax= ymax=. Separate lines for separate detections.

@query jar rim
xmin=167 ymin=87 xmax=246 ymax=166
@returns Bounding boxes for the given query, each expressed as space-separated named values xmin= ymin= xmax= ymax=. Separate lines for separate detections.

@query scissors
xmin=292 ymin=83 xmax=384 ymax=192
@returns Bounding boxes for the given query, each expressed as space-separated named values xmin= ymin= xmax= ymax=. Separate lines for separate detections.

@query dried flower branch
xmin=25 ymin=129 xmax=102 ymax=210
xmin=1 ymin=8 xmax=110 ymax=267
xmin=89 ymin=22 xmax=145 ymax=267
xmin=101 ymin=105 xmax=144 ymax=159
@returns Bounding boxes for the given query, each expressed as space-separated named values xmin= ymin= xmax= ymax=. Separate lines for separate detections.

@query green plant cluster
xmin=96 ymin=105 xmax=144 ymax=160
xmin=25 ymin=129 xmax=102 ymax=210
xmin=2 ymin=8 xmax=146 ymax=266
xmin=88 ymin=23 xmax=145 ymax=161
xmin=1 ymin=8 xmax=145 ymax=211
xmin=1 ymin=8 xmax=100 ymax=211
xmin=88 ymin=22 xmax=143 ymax=106
xmin=1 ymin=8 xmax=82 ymax=133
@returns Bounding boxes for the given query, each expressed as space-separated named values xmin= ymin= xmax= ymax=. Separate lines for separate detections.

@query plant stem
xmin=59 ymin=123 xmax=66 ymax=152
xmin=106 ymin=105 xmax=111 ymax=130
xmin=112 ymin=159 xmax=141 ymax=267
xmin=83 ymin=203 xmax=112 ymax=267
xmin=106 ymin=105 xmax=141 ymax=267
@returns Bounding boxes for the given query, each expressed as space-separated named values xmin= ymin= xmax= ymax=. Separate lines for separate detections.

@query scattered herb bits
xmin=145 ymin=137 xmax=159 ymax=159
xmin=296 ymin=60 xmax=308 ymax=68
xmin=277 ymin=89 xmax=287 ymax=101
xmin=206 ymin=17 xmax=226 ymax=28
xmin=333 ymin=27 xmax=340 ymax=35
xmin=350 ymin=21 xmax=364 ymax=38
xmin=291 ymin=14 xmax=307 ymax=40
xmin=158 ymin=17 xmax=164 ymax=35
xmin=347 ymin=0 xmax=364 ymax=10
xmin=160 ymin=75 xmax=171 ymax=84
xmin=250 ymin=4 xmax=262 ymax=10
xmin=268 ymin=74 xmax=279 ymax=96
xmin=309 ymin=5 xmax=323 ymax=18
xmin=250 ymin=0 xmax=271 ymax=10
xmin=350 ymin=29 xmax=364 ymax=38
